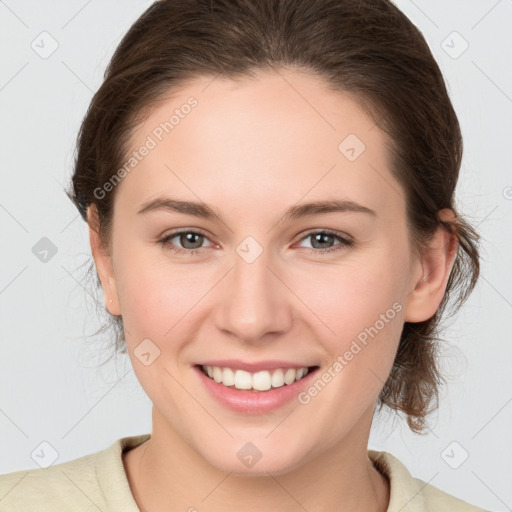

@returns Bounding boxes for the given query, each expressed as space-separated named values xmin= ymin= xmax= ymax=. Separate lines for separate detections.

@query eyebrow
xmin=137 ymin=196 xmax=377 ymax=222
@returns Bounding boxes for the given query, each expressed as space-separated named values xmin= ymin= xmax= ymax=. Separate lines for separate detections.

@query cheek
xmin=293 ymin=263 xmax=405 ymax=424
xmin=114 ymin=245 xmax=214 ymax=341
xmin=113 ymin=251 xmax=210 ymax=391
xmin=295 ymin=255 xmax=406 ymax=371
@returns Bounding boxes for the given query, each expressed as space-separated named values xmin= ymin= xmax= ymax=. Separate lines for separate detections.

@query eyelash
xmin=158 ymin=229 xmax=354 ymax=256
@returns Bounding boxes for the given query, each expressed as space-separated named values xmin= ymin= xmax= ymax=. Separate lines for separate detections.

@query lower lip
xmin=193 ymin=365 xmax=319 ymax=414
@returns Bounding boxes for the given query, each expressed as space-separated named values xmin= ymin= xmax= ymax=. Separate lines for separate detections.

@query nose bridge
xmin=215 ymin=240 xmax=291 ymax=341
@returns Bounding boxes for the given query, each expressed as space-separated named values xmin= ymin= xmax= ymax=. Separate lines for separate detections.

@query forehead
xmin=115 ymin=69 xmax=404 ymax=223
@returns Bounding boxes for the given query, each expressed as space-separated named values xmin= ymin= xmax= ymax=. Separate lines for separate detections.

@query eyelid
xmin=296 ymin=228 xmax=353 ymax=243
xmin=159 ymin=227 xmax=217 ymax=252
xmin=161 ymin=227 xmax=214 ymax=240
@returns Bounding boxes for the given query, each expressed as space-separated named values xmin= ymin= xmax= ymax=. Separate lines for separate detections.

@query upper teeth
xmin=203 ymin=365 xmax=310 ymax=391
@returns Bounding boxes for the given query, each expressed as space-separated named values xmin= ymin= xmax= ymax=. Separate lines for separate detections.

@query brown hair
xmin=67 ymin=0 xmax=480 ymax=433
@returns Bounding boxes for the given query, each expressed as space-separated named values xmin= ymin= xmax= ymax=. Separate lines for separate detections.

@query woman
xmin=0 ymin=0 xmax=488 ymax=510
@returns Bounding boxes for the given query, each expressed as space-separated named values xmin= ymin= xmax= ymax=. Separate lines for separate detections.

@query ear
xmin=403 ymin=209 xmax=459 ymax=323
xmin=87 ymin=204 xmax=121 ymax=316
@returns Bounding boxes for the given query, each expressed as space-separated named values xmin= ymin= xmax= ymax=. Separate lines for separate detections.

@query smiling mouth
xmin=196 ymin=364 xmax=320 ymax=392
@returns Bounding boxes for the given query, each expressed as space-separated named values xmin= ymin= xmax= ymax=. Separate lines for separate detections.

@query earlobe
xmin=403 ymin=209 xmax=458 ymax=323
xmin=87 ymin=205 xmax=121 ymax=316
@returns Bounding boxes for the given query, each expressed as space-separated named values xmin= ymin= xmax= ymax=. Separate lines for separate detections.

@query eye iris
xmin=181 ymin=232 xmax=203 ymax=249
xmin=312 ymin=233 xmax=334 ymax=249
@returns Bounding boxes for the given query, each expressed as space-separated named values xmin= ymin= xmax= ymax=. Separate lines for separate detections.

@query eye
xmin=159 ymin=229 xmax=214 ymax=256
xmin=158 ymin=228 xmax=354 ymax=256
xmin=295 ymin=230 xmax=354 ymax=254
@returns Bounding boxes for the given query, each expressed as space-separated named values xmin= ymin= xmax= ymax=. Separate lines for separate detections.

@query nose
xmin=213 ymin=245 xmax=293 ymax=344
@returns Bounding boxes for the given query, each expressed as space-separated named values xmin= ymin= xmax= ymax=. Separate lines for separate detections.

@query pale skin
xmin=88 ymin=68 xmax=458 ymax=511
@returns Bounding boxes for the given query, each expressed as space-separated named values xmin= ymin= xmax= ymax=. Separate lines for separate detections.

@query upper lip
xmin=195 ymin=359 xmax=318 ymax=373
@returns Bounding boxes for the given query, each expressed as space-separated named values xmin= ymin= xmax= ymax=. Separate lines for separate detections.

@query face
xmin=91 ymin=69 xmax=430 ymax=475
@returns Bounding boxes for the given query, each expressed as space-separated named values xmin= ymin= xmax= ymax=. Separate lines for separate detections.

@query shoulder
xmin=0 ymin=434 xmax=150 ymax=512
xmin=368 ymin=450 xmax=490 ymax=512
xmin=0 ymin=448 xmax=101 ymax=510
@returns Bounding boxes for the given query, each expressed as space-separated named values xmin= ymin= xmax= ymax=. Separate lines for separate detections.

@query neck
xmin=123 ymin=409 xmax=390 ymax=512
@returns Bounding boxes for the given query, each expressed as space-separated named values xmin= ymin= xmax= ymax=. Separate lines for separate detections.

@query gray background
xmin=1 ymin=1 xmax=511 ymax=510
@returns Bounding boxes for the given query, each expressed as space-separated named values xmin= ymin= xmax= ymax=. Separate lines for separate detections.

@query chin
xmin=197 ymin=439 xmax=309 ymax=477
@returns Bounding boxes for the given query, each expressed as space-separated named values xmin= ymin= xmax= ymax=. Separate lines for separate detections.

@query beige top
xmin=0 ymin=433 xmax=488 ymax=511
